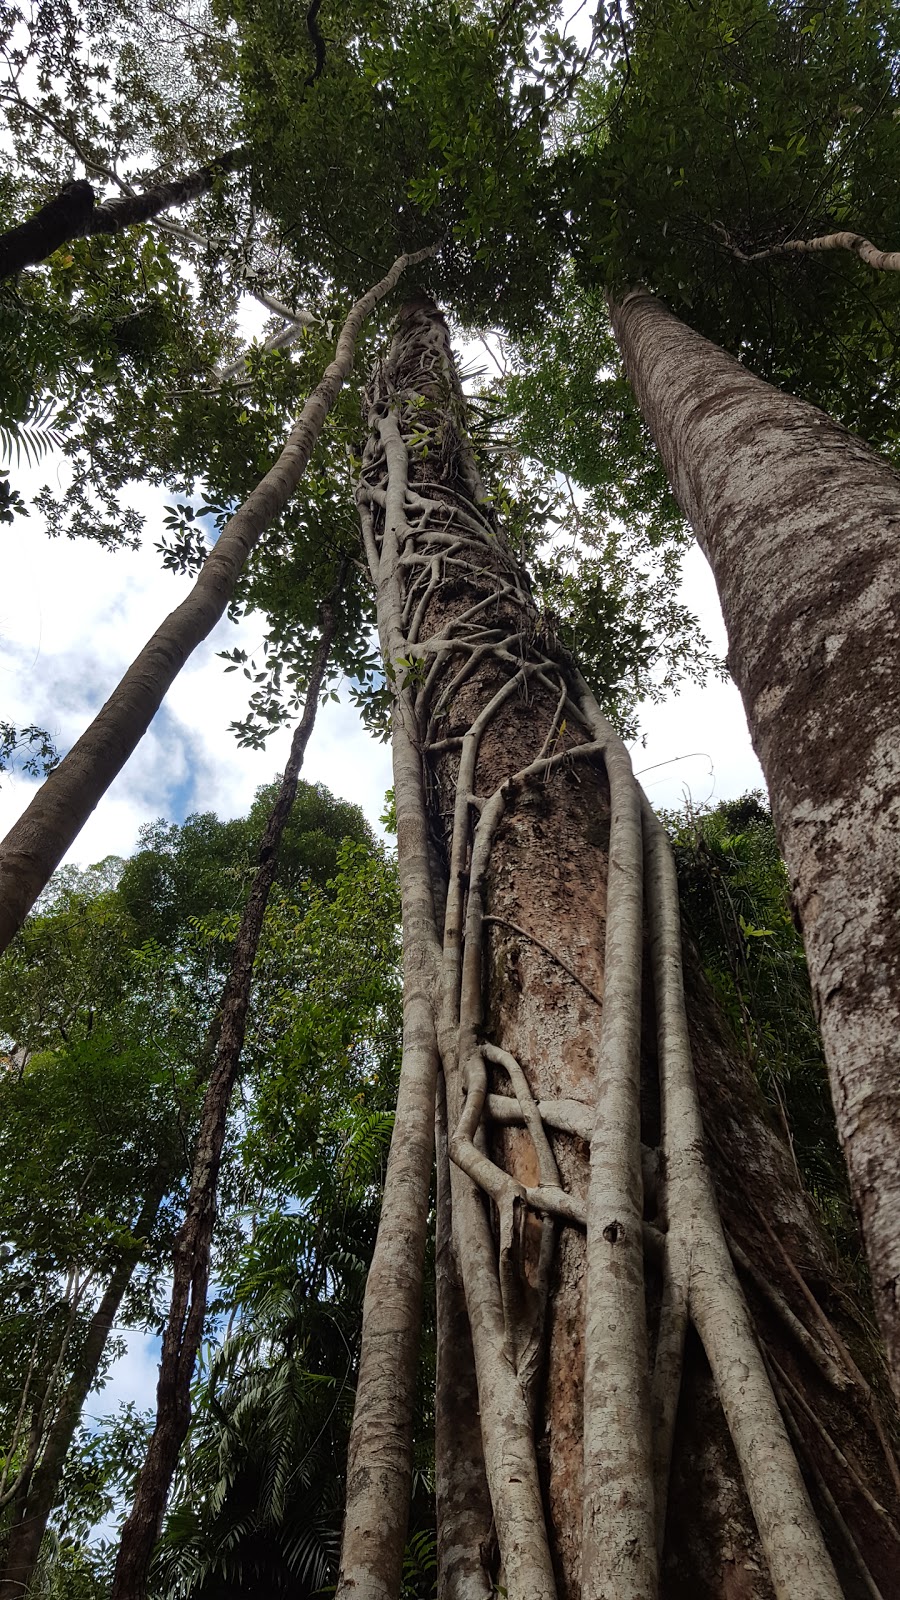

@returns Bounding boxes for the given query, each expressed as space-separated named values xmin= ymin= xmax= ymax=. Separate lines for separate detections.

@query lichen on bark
xmin=610 ymin=285 xmax=900 ymax=1408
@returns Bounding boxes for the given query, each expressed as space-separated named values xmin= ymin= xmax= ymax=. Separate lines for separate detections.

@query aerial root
xmin=353 ymin=315 xmax=847 ymax=1600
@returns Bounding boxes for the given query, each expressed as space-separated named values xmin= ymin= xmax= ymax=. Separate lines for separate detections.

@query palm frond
xmin=0 ymin=398 xmax=64 ymax=467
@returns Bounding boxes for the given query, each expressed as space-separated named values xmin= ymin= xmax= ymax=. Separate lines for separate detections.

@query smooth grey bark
xmin=0 ymin=246 xmax=434 ymax=956
xmin=335 ymin=335 xmax=445 ymax=1600
xmin=434 ymin=1073 xmax=493 ymax=1600
xmin=610 ymin=286 xmax=900 ymax=1399
xmin=720 ymin=224 xmax=900 ymax=273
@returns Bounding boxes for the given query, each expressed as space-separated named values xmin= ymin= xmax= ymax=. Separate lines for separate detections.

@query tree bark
xmin=720 ymin=225 xmax=900 ymax=274
xmin=0 ymin=245 xmax=434 ymax=956
xmin=610 ymin=285 xmax=900 ymax=1402
xmin=0 ymin=1181 xmax=165 ymax=1600
xmin=109 ymin=611 xmax=335 ymax=1600
xmin=0 ymin=149 xmax=247 ymax=279
xmin=337 ymin=297 xmax=900 ymax=1600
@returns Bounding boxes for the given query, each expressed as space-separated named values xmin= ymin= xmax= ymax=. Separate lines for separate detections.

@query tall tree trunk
xmin=609 ymin=286 xmax=900 ymax=1401
xmin=337 ymin=298 xmax=900 ymax=1600
xmin=110 ymin=611 xmax=335 ymax=1600
xmin=0 ymin=149 xmax=248 ymax=279
xmin=0 ymin=1180 xmax=166 ymax=1600
xmin=0 ymin=245 xmax=433 ymax=956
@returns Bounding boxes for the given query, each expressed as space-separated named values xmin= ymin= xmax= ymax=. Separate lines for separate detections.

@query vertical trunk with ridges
xmin=338 ymin=299 xmax=899 ymax=1600
xmin=610 ymin=286 xmax=900 ymax=1400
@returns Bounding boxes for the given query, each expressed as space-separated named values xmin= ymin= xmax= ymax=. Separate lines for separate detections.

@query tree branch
xmin=715 ymin=221 xmax=900 ymax=274
xmin=0 ymin=148 xmax=249 ymax=278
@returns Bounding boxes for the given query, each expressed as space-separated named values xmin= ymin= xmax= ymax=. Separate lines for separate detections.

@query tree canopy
xmin=2 ymin=0 xmax=900 ymax=1591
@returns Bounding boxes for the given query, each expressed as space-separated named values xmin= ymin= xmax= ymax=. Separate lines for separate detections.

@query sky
xmin=0 ymin=475 xmax=763 ymax=868
xmin=0 ymin=485 xmax=394 ymax=859
xmin=0 ymin=0 xmax=769 ymax=1547
xmin=0 ymin=323 xmax=764 ymax=1482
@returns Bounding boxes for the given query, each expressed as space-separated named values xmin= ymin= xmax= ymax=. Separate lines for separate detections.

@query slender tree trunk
xmin=0 ymin=1181 xmax=165 ymax=1600
xmin=0 ymin=245 xmax=434 ymax=956
xmin=337 ymin=298 xmax=900 ymax=1600
xmin=0 ymin=149 xmax=248 ymax=278
xmin=610 ymin=286 xmax=900 ymax=1401
xmin=109 ymin=612 xmax=335 ymax=1600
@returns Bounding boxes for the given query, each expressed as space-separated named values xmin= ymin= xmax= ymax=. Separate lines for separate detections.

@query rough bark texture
xmin=338 ymin=299 xmax=900 ymax=1600
xmin=610 ymin=286 xmax=900 ymax=1401
xmin=0 ymin=245 xmax=433 ymax=955
xmin=0 ymin=149 xmax=247 ymax=278
xmin=0 ymin=1182 xmax=164 ymax=1600
xmin=109 ymin=616 xmax=334 ymax=1600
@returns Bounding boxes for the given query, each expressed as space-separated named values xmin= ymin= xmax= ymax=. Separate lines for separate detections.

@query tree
xmin=0 ymin=244 xmax=432 ymax=952
xmin=3 ymin=1 xmax=900 ymax=1593
xmin=0 ymin=774 xmax=377 ymax=1597
xmin=334 ymin=297 xmax=899 ymax=1600
xmin=493 ymin=0 xmax=900 ymax=1391
xmin=109 ymin=608 xmax=335 ymax=1600
xmin=152 ymin=836 xmax=407 ymax=1597
xmin=608 ymin=287 xmax=900 ymax=1393
xmin=0 ymin=148 xmax=248 ymax=279
xmin=0 ymin=869 xmax=205 ymax=1600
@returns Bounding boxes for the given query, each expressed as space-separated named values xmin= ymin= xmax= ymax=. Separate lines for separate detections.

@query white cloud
xmin=0 ymin=451 xmax=764 ymax=889
xmin=632 ymin=541 xmax=765 ymax=812
xmin=87 ymin=1328 xmax=161 ymax=1421
xmin=0 ymin=503 xmax=394 ymax=866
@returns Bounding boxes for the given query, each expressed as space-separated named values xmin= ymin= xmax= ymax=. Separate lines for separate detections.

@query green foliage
xmin=151 ymin=839 xmax=409 ymax=1600
xmin=500 ymin=279 xmax=683 ymax=547
xmin=0 ymin=720 xmax=58 ymax=779
xmin=60 ymin=1401 xmax=154 ymax=1546
xmin=0 ymin=865 xmax=208 ymax=1441
xmin=667 ymin=792 xmax=856 ymax=1252
xmin=570 ymin=0 xmax=900 ymax=450
xmin=20 ymin=1528 xmax=110 ymax=1599
xmin=0 ymin=783 xmax=390 ymax=1582
xmin=117 ymin=780 xmax=371 ymax=947
xmin=403 ymin=1529 xmax=438 ymax=1600
xmin=531 ymin=538 xmax=721 ymax=739
xmin=226 ymin=0 xmax=574 ymax=327
xmin=0 ymin=397 xmax=63 ymax=467
xmin=466 ymin=290 xmax=720 ymax=730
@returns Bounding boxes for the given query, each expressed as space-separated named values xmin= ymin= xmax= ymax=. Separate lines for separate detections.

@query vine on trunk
xmin=336 ymin=300 xmax=872 ymax=1600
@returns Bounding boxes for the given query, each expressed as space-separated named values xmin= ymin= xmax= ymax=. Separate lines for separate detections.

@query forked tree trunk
xmin=0 ymin=246 xmax=433 ymax=956
xmin=610 ymin=287 xmax=900 ymax=1402
xmin=110 ymin=613 xmax=335 ymax=1600
xmin=336 ymin=298 xmax=900 ymax=1600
